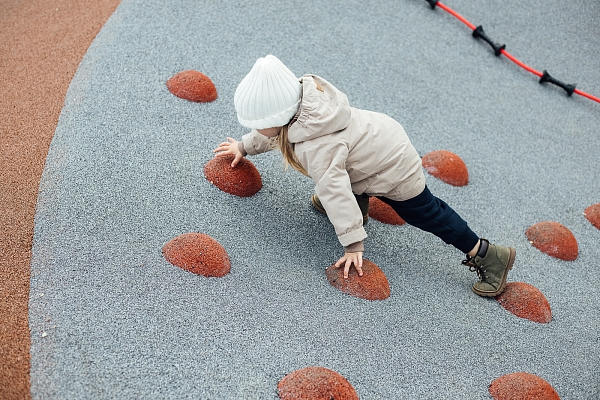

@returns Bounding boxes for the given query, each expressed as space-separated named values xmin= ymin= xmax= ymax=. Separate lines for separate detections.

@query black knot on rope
xmin=472 ymin=26 xmax=506 ymax=56
xmin=539 ymin=70 xmax=576 ymax=96
xmin=425 ymin=0 xmax=438 ymax=9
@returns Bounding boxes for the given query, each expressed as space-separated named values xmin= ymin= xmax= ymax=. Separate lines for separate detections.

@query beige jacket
xmin=240 ymin=74 xmax=425 ymax=251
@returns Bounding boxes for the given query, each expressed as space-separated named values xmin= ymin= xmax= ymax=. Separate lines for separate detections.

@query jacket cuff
xmin=345 ymin=241 xmax=364 ymax=253
xmin=338 ymin=227 xmax=367 ymax=247
xmin=241 ymin=133 xmax=258 ymax=156
xmin=237 ymin=141 xmax=247 ymax=157
xmin=241 ymin=129 xmax=276 ymax=156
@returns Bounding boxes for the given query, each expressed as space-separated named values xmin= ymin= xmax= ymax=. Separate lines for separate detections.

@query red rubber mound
xmin=325 ymin=259 xmax=390 ymax=301
xmin=369 ymin=197 xmax=406 ymax=225
xmin=277 ymin=366 xmax=359 ymax=400
xmin=584 ymin=203 xmax=600 ymax=230
xmin=495 ymin=282 xmax=552 ymax=323
xmin=421 ymin=150 xmax=469 ymax=186
xmin=204 ymin=155 xmax=262 ymax=197
xmin=525 ymin=221 xmax=578 ymax=261
xmin=489 ymin=372 xmax=560 ymax=400
xmin=166 ymin=70 xmax=217 ymax=102
xmin=162 ymin=233 xmax=230 ymax=277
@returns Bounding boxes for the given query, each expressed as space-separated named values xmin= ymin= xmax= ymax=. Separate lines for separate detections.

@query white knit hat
xmin=234 ymin=55 xmax=301 ymax=129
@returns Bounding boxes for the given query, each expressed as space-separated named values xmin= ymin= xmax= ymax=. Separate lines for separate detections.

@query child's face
xmin=256 ymin=127 xmax=281 ymax=137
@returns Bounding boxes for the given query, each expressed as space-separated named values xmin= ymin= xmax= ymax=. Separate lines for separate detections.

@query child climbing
xmin=214 ymin=55 xmax=515 ymax=296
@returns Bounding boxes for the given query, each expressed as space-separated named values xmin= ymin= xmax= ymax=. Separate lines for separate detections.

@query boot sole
xmin=471 ymin=247 xmax=516 ymax=297
xmin=311 ymin=194 xmax=369 ymax=224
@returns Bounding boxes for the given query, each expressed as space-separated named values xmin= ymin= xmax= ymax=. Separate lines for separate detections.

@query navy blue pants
xmin=377 ymin=186 xmax=479 ymax=254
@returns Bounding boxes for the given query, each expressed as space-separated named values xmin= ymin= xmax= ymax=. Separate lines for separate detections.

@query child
xmin=214 ymin=55 xmax=515 ymax=297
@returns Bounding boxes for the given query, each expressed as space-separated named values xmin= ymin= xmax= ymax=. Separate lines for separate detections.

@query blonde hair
xmin=276 ymin=125 xmax=309 ymax=176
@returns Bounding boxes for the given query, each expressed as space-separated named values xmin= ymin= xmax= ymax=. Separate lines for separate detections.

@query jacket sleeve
xmin=241 ymin=129 xmax=277 ymax=156
xmin=298 ymin=140 xmax=367 ymax=248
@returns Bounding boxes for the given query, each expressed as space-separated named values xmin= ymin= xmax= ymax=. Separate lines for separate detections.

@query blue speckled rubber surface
xmin=30 ymin=0 xmax=600 ymax=398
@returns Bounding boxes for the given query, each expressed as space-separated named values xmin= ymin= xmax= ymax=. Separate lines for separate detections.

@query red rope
xmin=574 ymin=89 xmax=600 ymax=103
xmin=434 ymin=1 xmax=599 ymax=104
xmin=436 ymin=2 xmax=476 ymax=30
xmin=499 ymin=49 xmax=543 ymax=77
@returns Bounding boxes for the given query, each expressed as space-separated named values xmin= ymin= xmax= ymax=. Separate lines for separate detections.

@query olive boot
xmin=311 ymin=193 xmax=369 ymax=224
xmin=462 ymin=239 xmax=516 ymax=297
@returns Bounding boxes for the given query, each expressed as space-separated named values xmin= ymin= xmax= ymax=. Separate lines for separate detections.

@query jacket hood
xmin=287 ymin=75 xmax=352 ymax=144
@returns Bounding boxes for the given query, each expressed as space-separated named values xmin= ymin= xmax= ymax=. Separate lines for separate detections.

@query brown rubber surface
xmin=0 ymin=1 xmax=120 ymax=398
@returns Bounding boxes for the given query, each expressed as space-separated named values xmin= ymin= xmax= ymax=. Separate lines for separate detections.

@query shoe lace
xmin=462 ymin=256 xmax=485 ymax=281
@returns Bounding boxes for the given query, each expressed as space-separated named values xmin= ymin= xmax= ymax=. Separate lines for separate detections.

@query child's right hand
xmin=213 ymin=137 xmax=244 ymax=167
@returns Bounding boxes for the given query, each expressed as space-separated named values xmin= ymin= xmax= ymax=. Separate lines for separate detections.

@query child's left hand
xmin=334 ymin=252 xmax=364 ymax=279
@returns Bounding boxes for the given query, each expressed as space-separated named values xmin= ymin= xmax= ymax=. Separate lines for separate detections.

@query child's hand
xmin=334 ymin=252 xmax=364 ymax=279
xmin=213 ymin=137 xmax=244 ymax=167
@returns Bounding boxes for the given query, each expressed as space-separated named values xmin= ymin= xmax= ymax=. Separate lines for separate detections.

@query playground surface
xmin=4 ymin=0 xmax=600 ymax=398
